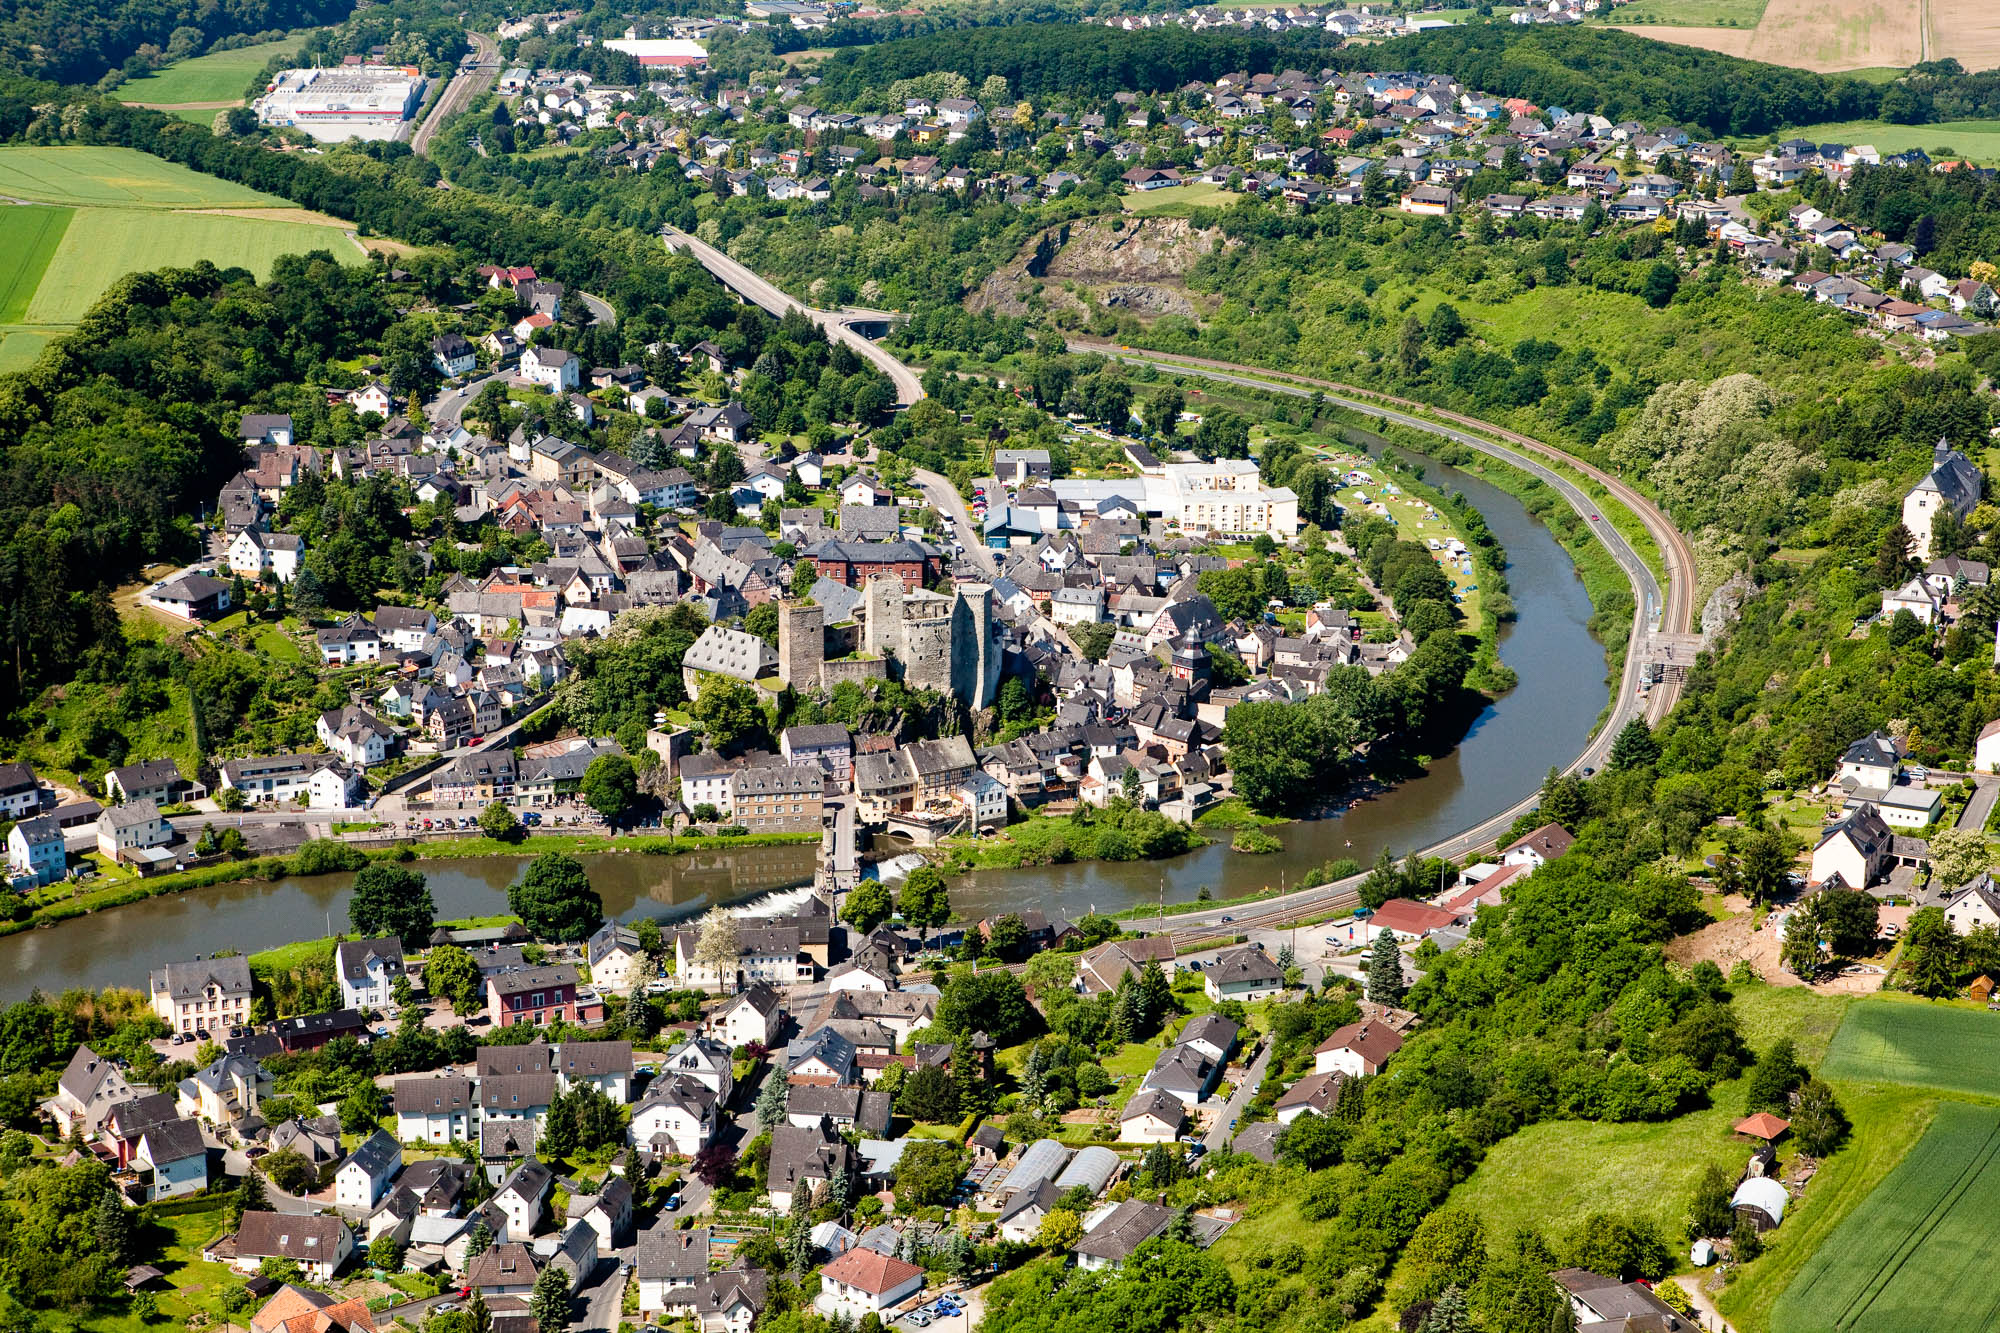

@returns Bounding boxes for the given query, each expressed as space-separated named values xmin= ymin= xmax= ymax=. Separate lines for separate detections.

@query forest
xmin=810 ymin=23 xmax=1334 ymax=105
xmin=0 ymin=0 xmax=351 ymax=88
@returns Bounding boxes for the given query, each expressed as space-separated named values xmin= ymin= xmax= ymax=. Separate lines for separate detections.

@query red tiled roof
xmin=820 ymin=1246 xmax=924 ymax=1295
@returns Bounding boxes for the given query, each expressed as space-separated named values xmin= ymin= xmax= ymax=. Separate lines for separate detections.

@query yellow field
xmin=1746 ymin=0 xmax=1922 ymax=70
xmin=1929 ymin=0 xmax=2000 ymax=72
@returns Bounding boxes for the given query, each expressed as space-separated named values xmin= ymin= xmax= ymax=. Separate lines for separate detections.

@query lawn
xmin=1767 ymin=1101 xmax=2000 ymax=1333
xmin=25 ymin=208 xmax=363 ymax=323
xmin=1820 ymin=994 xmax=2000 ymax=1097
xmin=117 ymin=36 xmax=305 ymax=105
xmin=0 ymin=206 xmax=71 ymax=323
xmin=255 ymin=624 xmax=302 ymax=662
xmin=1743 ymin=118 xmax=2000 ymax=164
xmin=0 ymin=146 xmax=288 ymax=208
xmin=1121 ymin=182 xmax=1231 ymax=217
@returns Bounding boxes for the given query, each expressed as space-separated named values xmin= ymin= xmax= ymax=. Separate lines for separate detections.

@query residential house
xmin=395 ymin=1075 xmax=475 ymax=1143
xmin=586 ymin=924 xmax=647 ymax=995
xmin=178 ymin=1051 xmax=269 ymax=1124
xmin=1313 ymin=1021 xmax=1404 ymax=1077
xmin=8 ymin=815 xmax=65 ymax=887
xmin=335 ymin=938 xmax=405 ymax=1012
xmin=521 ymin=345 xmax=581 ymax=391
xmin=48 ymin=1045 xmax=143 ymax=1138
xmin=1499 ymin=822 xmax=1574 ymax=872
xmin=706 ymin=984 xmax=785 ymax=1048
xmin=1903 ymin=439 xmax=1984 ymax=559
xmin=223 ymin=1213 xmax=353 ymax=1284
xmin=335 ymin=1130 xmax=402 ymax=1209
xmin=637 ymin=1226 xmax=712 ymax=1316
xmin=1118 ymin=1088 xmax=1187 ymax=1143
xmin=1274 ymin=1071 xmax=1345 ymax=1123
xmin=815 ymin=1248 xmax=925 ymax=1321
xmin=556 ymin=1039 xmax=635 ymax=1103
xmin=150 ymin=955 xmax=253 ymax=1035
xmin=1075 ymin=1200 xmax=1176 ymax=1272
xmin=1203 ymin=945 xmax=1285 ymax=1002
xmin=317 ymin=705 xmax=393 ymax=767
xmin=629 ymin=1075 xmax=720 ymax=1158
xmin=145 ymin=572 xmax=232 ymax=620
xmin=485 ymin=965 xmax=604 ymax=1027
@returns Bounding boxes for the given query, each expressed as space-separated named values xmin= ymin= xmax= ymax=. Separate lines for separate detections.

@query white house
xmin=814 ymin=1248 xmax=925 ymax=1322
xmin=705 ymin=985 xmax=784 ymax=1048
xmin=1883 ymin=576 xmax=1943 ymax=627
xmin=521 ymin=345 xmax=581 ymax=391
xmin=224 ymin=1213 xmax=353 ymax=1284
xmin=629 ymin=1075 xmax=719 ymax=1158
xmin=555 ymin=1039 xmax=635 ymax=1103
xmin=317 ymin=704 xmax=392 ymax=767
xmin=1903 ymin=439 xmax=1984 ymax=560
xmin=1977 ymin=718 xmax=2000 ymax=774
xmin=335 ymin=938 xmax=405 ymax=1012
xmin=637 ymin=1226 xmax=711 ymax=1317
xmin=493 ymin=1158 xmax=553 ymax=1237
xmin=99 ymin=799 xmax=172 ymax=866
xmin=1836 ymin=731 xmax=1903 ymax=790
xmin=334 ymin=1130 xmax=402 ymax=1209
xmin=350 ymin=383 xmax=394 ymax=418
xmin=585 ymin=923 xmax=647 ymax=994
xmin=315 ymin=618 xmax=382 ymax=666
xmin=395 ymin=1075 xmax=475 ymax=1143
xmin=227 ymin=529 xmax=305 ymax=583
xmin=1312 ymin=1021 xmax=1404 ymax=1078
xmin=1117 ymin=1088 xmax=1186 ymax=1143
xmin=1202 ymin=945 xmax=1285 ymax=1002
xmin=659 ymin=1036 xmax=734 ymax=1101
xmin=8 ymin=815 xmax=66 ymax=887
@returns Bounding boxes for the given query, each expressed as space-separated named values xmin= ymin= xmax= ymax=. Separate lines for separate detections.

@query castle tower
xmin=862 ymin=574 xmax=902 ymax=660
xmin=951 ymin=583 xmax=999 ymax=710
xmin=777 ymin=600 xmax=824 ymax=692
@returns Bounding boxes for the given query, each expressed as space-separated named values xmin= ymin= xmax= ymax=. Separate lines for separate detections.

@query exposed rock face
xmin=969 ymin=216 xmax=1229 ymax=320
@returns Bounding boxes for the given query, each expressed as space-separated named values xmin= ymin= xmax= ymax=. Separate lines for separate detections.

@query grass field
xmin=1602 ymin=0 xmax=1767 ymax=28
xmin=1820 ymin=995 xmax=2000 ymax=1097
xmin=0 ymin=206 xmax=70 ymax=322
xmin=117 ymin=36 xmax=303 ymax=106
xmin=0 ymin=329 xmax=57 ymax=371
xmin=1742 ymin=118 xmax=2000 ymax=164
xmin=1769 ymin=1101 xmax=2000 ymax=1332
xmin=1121 ymin=181 xmax=1232 ymax=217
xmin=1427 ymin=985 xmax=1851 ymax=1242
xmin=0 ymin=146 xmax=286 ymax=208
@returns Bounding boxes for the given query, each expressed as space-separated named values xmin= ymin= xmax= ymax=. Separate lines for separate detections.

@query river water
xmin=0 ymin=447 xmax=1606 ymax=999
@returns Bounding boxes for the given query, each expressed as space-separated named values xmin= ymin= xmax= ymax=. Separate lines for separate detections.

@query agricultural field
xmin=23 ymin=209 xmax=363 ymax=324
xmin=0 ymin=147 xmax=366 ymax=364
xmin=0 ymin=146 xmax=285 ymax=208
xmin=0 ymin=206 xmax=70 ymax=322
xmin=1769 ymin=1102 xmax=2000 ymax=1333
xmin=1616 ymin=0 xmax=1935 ymax=72
xmin=117 ymin=35 xmax=304 ymax=108
xmin=1820 ymin=996 xmax=2000 ymax=1096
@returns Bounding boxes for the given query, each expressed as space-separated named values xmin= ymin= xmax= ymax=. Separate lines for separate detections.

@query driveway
xmin=1204 ymin=1037 xmax=1273 ymax=1152
xmin=1956 ymin=774 xmax=1998 ymax=830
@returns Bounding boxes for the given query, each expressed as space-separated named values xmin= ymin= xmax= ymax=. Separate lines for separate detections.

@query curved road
xmin=660 ymin=226 xmax=924 ymax=405
xmin=660 ymin=250 xmax=1698 ymax=933
xmin=411 ymin=30 xmax=499 ymax=156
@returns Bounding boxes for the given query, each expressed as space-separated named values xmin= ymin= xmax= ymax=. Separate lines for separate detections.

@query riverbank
xmin=0 ymin=830 xmax=820 ymax=943
xmin=937 ymin=806 xmax=1209 ymax=871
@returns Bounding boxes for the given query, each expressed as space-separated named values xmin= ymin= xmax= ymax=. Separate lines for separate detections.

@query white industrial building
xmin=255 ymin=67 xmax=427 ymax=142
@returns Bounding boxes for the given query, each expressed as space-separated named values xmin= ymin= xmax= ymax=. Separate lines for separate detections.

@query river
xmin=0 ymin=445 xmax=1606 ymax=999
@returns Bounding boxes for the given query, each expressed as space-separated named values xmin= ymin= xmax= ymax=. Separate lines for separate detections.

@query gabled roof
xmin=819 ymin=1245 xmax=923 ymax=1295
xmin=1500 ymin=822 xmax=1574 ymax=861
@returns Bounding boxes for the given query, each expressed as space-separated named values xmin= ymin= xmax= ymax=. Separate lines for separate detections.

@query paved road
xmin=429 ymin=371 xmax=505 ymax=433
xmin=911 ymin=467 xmax=997 ymax=578
xmin=1205 ymin=1038 xmax=1273 ymax=1152
xmin=660 ymin=227 xmax=924 ymax=406
xmin=572 ymin=1256 xmax=628 ymax=1332
xmin=578 ymin=291 xmax=618 ymax=327
xmin=412 ymin=31 xmax=499 ymax=156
